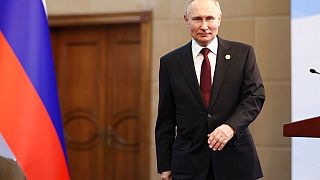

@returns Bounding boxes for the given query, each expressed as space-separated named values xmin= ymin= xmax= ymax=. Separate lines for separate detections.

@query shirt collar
xmin=192 ymin=36 xmax=218 ymax=59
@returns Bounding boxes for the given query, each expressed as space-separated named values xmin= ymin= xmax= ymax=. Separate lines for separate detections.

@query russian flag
xmin=0 ymin=0 xmax=70 ymax=179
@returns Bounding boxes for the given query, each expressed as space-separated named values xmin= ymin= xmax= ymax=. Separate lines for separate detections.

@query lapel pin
xmin=225 ymin=54 xmax=231 ymax=60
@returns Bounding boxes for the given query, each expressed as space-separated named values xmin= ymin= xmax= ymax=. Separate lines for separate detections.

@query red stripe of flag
xmin=0 ymin=32 xmax=69 ymax=179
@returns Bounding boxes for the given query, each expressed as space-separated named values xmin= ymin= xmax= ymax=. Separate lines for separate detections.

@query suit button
xmin=207 ymin=114 xmax=212 ymax=118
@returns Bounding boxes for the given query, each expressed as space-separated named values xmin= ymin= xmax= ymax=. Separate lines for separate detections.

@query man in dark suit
xmin=155 ymin=0 xmax=265 ymax=179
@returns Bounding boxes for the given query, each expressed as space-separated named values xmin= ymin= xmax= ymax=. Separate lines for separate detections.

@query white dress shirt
xmin=191 ymin=37 xmax=218 ymax=85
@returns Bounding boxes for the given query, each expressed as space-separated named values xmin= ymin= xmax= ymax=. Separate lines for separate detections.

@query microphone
xmin=309 ymin=68 xmax=320 ymax=75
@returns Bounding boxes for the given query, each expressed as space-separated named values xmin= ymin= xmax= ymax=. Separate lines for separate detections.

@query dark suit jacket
xmin=155 ymin=37 xmax=265 ymax=180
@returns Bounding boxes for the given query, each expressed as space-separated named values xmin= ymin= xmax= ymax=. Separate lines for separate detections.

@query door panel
xmin=51 ymin=22 xmax=148 ymax=180
xmin=105 ymin=25 xmax=142 ymax=179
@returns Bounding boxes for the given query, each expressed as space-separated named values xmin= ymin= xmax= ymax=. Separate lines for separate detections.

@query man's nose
xmin=200 ymin=20 xmax=208 ymax=30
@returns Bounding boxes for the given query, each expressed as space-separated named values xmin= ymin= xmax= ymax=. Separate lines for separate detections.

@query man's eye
xmin=207 ymin=17 xmax=215 ymax=21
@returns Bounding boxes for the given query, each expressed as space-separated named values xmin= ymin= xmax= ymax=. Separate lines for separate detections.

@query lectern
xmin=283 ymin=116 xmax=320 ymax=138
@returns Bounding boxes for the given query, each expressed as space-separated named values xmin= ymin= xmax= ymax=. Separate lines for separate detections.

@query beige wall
xmin=47 ymin=0 xmax=291 ymax=179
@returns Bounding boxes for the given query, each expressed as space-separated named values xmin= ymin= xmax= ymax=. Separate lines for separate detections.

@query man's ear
xmin=184 ymin=15 xmax=189 ymax=26
xmin=217 ymin=16 xmax=222 ymax=27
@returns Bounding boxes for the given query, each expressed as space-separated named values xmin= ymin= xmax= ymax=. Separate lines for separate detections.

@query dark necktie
xmin=200 ymin=48 xmax=211 ymax=108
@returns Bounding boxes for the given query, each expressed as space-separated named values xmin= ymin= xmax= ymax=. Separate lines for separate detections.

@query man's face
xmin=184 ymin=0 xmax=221 ymax=47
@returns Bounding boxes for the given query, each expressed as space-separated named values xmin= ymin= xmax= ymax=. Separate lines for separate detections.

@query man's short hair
xmin=184 ymin=0 xmax=222 ymax=16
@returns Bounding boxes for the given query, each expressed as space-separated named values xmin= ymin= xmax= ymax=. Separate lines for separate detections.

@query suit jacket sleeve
xmin=155 ymin=58 xmax=176 ymax=173
xmin=225 ymin=46 xmax=265 ymax=139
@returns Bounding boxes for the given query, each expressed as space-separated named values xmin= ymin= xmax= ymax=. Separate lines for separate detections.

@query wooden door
xmin=50 ymin=13 xmax=151 ymax=180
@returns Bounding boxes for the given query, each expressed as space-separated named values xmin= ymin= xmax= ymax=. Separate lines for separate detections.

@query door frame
xmin=49 ymin=12 xmax=152 ymax=179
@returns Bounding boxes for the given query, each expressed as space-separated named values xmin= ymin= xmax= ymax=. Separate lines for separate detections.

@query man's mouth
xmin=199 ymin=33 xmax=209 ymax=37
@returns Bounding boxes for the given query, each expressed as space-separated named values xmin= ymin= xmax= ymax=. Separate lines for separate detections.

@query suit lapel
xmin=209 ymin=37 xmax=232 ymax=110
xmin=177 ymin=42 xmax=206 ymax=110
